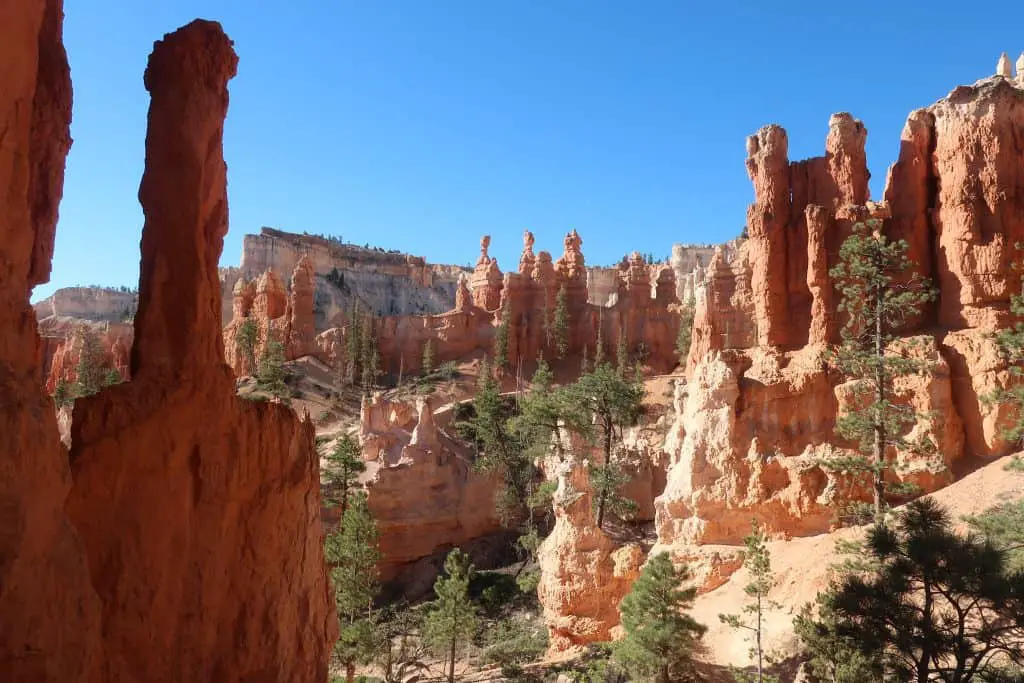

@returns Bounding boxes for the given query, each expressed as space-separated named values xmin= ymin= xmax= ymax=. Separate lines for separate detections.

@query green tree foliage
xmin=360 ymin=314 xmax=380 ymax=393
xmin=481 ymin=617 xmax=548 ymax=671
xmin=827 ymin=219 xmax=936 ymax=524
xmin=52 ymin=379 xmax=73 ymax=408
xmin=374 ymin=605 xmax=431 ymax=683
xmin=257 ymin=339 xmax=290 ymax=401
xmin=793 ymin=592 xmax=884 ymax=683
xmin=422 ymin=338 xmax=436 ymax=377
xmin=73 ymin=326 xmax=107 ymax=398
xmin=552 ymin=285 xmax=570 ymax=359
xmin=966 ymin=499 xmax=1024 ymax=573
xmin=616 ymin=330 xmax=629 ymax=377
xmin=580 ymin=344 xmax=590 ymax=374
xmin=324 ymin=491 xmax=382 ymax=683
xmin=985 ymin=249 xmax=1024 ymax=448
xmin=720 ymin=521 xmax=779 ymax=683
xmin=811 ymin=498 xmax=1024 ymax=682
xmin=103 ymin=368 xmax=123 ymax=388
xmin=494 ymin=298 xmax=511 ymax=372
xmin=676 ymin=292 xmax=695 ymax=366
xmin=564 ymin=362 xmax=644 ymax=529
xmin=324 ymin=435 xmax=366 ymax=518
xmin=346 ymin=303 xmax=364 ymax=385
xmin=613 ymin=552 xmax=706 ymax=683
xmin=423 ymin=548 xmax=479 ymax=683
xmin=237 ymin=318 xmax=259 ymax=375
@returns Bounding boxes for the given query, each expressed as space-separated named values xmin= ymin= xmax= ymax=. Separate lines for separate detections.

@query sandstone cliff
xmin=33 ymin=285 xmax=137 ymax=321
xmin=2 ymin=14 xmax=335 ymax=682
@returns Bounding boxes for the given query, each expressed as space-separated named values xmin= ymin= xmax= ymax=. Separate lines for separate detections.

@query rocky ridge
xmin=537 ymin=69 xmax=1024 ymax=656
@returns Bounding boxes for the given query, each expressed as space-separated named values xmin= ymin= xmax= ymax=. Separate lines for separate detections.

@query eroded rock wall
xmin=0 ymin=2 xmax=101 ymax=681
xmin=2 ymin=16 xmax=335 ymax=683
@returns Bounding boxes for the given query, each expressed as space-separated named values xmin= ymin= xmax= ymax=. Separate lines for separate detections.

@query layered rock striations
xmin=42 ymin=320 xmax=132 ymax=392
xmin=233 ymin=227 xmax=468 ymax=327
xmin=3 ymin=16 xmax=335 ymax=682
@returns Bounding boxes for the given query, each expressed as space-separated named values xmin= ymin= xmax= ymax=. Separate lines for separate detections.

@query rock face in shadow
xmin=0 ymin=2 xmax=101 ymax=681
xmin=2 ymin=14 xmax=334 ymax=683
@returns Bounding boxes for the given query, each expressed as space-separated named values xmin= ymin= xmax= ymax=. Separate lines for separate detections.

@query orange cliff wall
xmin=246 ymin=229 xmax=685 ymax=381
xmin=1 ymin=12 xmax=335 ymax=683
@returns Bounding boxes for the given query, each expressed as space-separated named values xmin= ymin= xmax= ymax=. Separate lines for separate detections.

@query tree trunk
xmin=756 ymin=594 xmax=764 ymax=683
xmin=873 ymin=282 xmax=886 ymax=524
xmin=345 ymin=662 xmax=356 ymax=683
xmin=448 ymin=635 xmax=456 ymax=683
xmin=596 ymin=419 xmax=613 ymax=529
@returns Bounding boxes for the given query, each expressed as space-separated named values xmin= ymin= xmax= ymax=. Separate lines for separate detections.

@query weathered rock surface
xmin=0 ymin=2 xmax=100 ymax=681
xmin=33 ymin=286 xmax=137 ymax=321
xmin=537 ymin=457 xmax=645 ymax=653
xmin=356 ymin=394 xmax=505 ymax=593
xmin=1 ymin=16 xmax=335 ymax=683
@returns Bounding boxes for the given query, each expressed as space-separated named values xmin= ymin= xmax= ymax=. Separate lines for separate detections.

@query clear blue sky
xmin=36 ymin=1 xmax=1008 ymax=300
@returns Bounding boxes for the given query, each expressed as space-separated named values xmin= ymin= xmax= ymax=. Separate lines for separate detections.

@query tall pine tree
xmin=324 ymin=435 xmax=366 ymax=519
xmin=565 ymin=363 xmax=644 ymax=529
xmin=614 ymin=553 xmax=707 ymax=683
xmin=676 ymin=291 xmax=695 ymax=367
xmin=827 ymin=219 xmax=935 ymax=524
xmin=423 ymin=548 xmax=478 ymax=683
xmin=73 ymin=326 xmax=107 ymax=398
xmin=324 ymin=491 xmax=381 ymax=683
xmin=720 ymin=521 xmax=779 ymax=683
xmin=552 ymin=285 xmax=570 ymax=359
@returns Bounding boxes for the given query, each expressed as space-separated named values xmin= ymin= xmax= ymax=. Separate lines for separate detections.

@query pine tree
xmin=594 ymin=314 xmax=606 ymax=367
xmin=236 ymin=318 xmax=259 ymax=375
xmin=257 ymin=339 xmax=289 ymax=401
xmin=552 ymin=285 xmax=570 ymax=359
xmin=580 ymin=344 xmax=590 ymax=374
xmin=613 ymin=553 xmax=706 ymax=683
xmin=494 ymin=298 xmax=511 ymax=372
xmin=422 ymin=338 xmax=436 ymax=377
xmin=360 ymin=314 xmax=379 ymax=393
xmin=73 ymin=326 xmax=107 ymax=398
xmin=324 ymin=435 xmax=366 ymax=518
xmin=615 ymin=329 xmax=629 ymax=377
xmin=793 ymin=593 xmax=883 ymax=683
xmin=324 ymin=491 xmax=381 ymax=683
xmin=827 ymin=219 xmax=936 ymax=525
xmin=720 ymin=520 xmax=779 ymax=683
xmin=564 ymin=363 xmax=644 ymax=530
xmin=52 ymin=379 xmax=73 ymax=408
xmin=676 ymin=291 xmax=695 ymax=366
xmin=808 ymin=498 xmax=1024 ymax=682
xmin=103 ymin=368 xmax=122 ymax=387
xmin=965 ymin=499 xmax=1024 ymax=572
xmin=423 ymin=548 xmax=478 ymax=683
xmin=345 ymin=303 xmax=364 ymax=385
xmin=984 ymin=250 xmax=1024 ymax=447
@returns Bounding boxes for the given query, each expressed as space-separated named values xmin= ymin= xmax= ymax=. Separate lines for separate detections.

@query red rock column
xmin=66 ymin=20 xmax=334 ymax=683
xmin=745 ymin=125 xmax=793 ymax=348
xmin=0 ymin=1 xmax=102 ymax=681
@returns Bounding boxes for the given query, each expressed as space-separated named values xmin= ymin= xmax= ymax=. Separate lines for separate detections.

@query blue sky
xmin=37 ymin=1 xmax=1009 ymax=300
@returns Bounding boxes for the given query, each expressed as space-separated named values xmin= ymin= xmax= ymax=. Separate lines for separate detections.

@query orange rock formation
xmin=356 ymin=394 xmax=505 ymax=592
xmin=2 ymin=13 xmax=334 ymax=682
